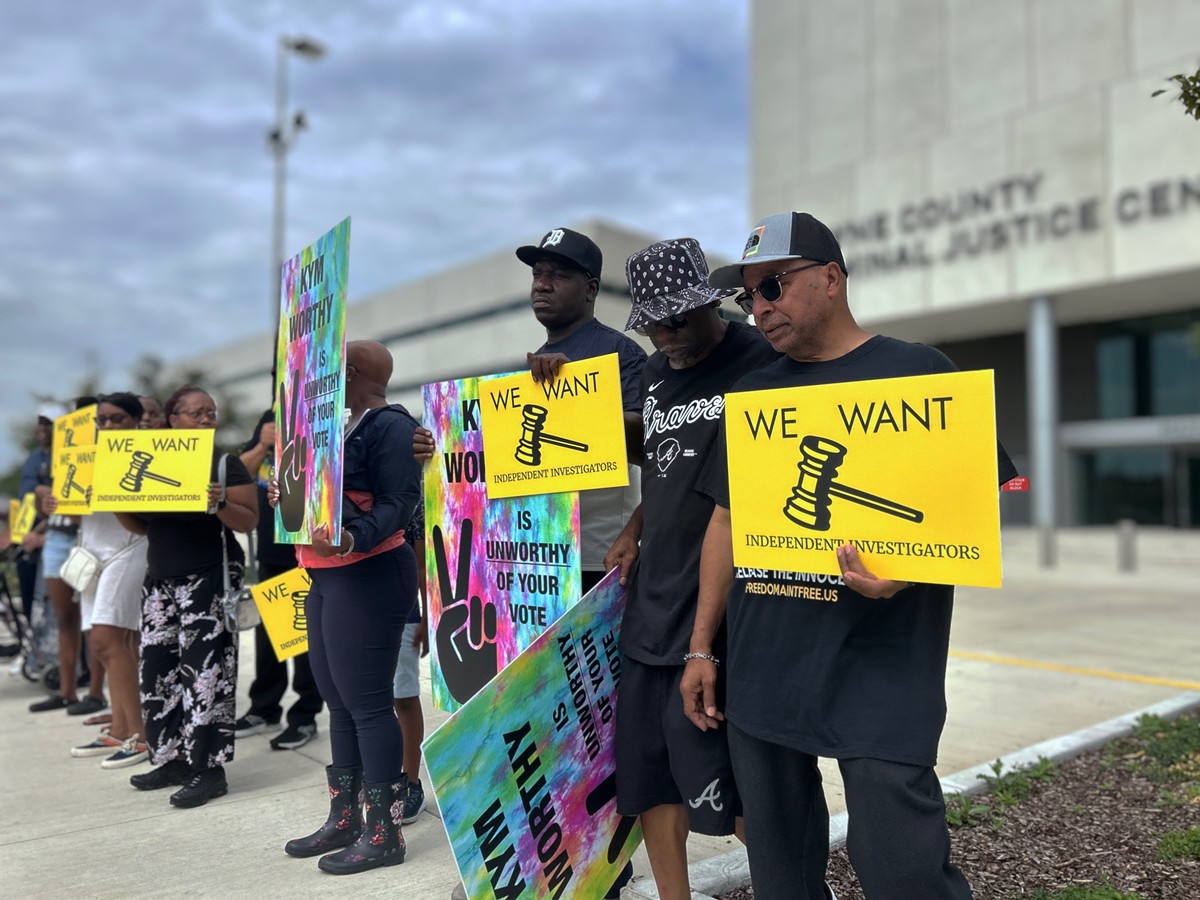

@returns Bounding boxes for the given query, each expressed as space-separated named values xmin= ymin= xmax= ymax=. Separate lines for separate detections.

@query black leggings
xmin=306 ymin=546 xmax=415 ymax=782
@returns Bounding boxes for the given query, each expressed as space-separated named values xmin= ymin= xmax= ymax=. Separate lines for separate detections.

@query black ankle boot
xmin=317 ymin=778 xmax=406 ymax=874
xmin=284 ymin=766 xmax=363 ymax=858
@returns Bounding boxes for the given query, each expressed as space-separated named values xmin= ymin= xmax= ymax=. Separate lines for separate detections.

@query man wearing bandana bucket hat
xmin=682 ymin=212 xmax=1016 ymax=899
xmin=600 ymin=238 xmax=779 ymax=899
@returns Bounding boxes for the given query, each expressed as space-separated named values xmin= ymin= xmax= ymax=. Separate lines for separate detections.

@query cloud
xmin=0 ymin=0 xmax=747 ymax=472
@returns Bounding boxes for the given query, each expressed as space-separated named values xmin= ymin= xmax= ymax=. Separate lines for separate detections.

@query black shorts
xmin=614 ymin=656 xmax=741 ymax=835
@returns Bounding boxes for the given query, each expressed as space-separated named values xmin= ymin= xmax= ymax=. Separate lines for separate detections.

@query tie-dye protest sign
xmin=424 ymin=570 xmax=639 ymax=900
xmin=424 ymin=377 xmax=580 ymax=713
xmin=274 ymin=217 xmax=349 ymax=544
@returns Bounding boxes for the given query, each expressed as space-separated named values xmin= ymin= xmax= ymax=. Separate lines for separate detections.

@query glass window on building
xmin=1095 ymin=310 xmax=1200 ymax=419
xmin=1076 ymin=448 xmax=1169 ymax=525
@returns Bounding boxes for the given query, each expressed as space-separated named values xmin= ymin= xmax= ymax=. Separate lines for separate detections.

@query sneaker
xmin=71 ymin=733 xmax=125 ymax=758
xmin=169 ymin=766 xmax=228 ymax=808
xmin=130 ymin=759 xmax=190 ymax=791
xmin=269 ymin=722 xmax=317 ymax=750
xmin=29 ymin=695 xmax=71 ymax=713
xmin=67 ymin=694 xmax=108 ymax=716
xmin=402 ymin=777 xmax=427 ymax=824
xmin=233 ymin=714 xmax=280 ymax=738
xmin=101 ymin=737 xmax=150 ymax=769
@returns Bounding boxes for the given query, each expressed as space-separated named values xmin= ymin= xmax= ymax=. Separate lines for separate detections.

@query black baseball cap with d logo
xmin=708 ymin=212 xmax=848 ymax=289
xmin=516 ymin=228 xmax=603 ymax=280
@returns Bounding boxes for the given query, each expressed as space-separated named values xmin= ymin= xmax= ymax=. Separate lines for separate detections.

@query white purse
xmin=60 ymin=546 xmax=102 ymax=594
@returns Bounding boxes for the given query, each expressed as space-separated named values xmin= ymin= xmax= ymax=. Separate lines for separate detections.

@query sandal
xmin=83 ymin=712 xmax=113 ymax=727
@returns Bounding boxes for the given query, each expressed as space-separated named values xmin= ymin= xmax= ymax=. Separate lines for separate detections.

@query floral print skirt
xmin=140 ymin=564 xmax=239 ymax=768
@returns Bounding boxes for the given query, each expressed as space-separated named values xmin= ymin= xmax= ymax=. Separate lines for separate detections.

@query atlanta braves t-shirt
xmin=537 ymin=317 xmax=647 ymax=571
xmin=621 ymin=321 xmax=779 ymax=665
xmin=698 ymin=335 xmax=1018 ymax=766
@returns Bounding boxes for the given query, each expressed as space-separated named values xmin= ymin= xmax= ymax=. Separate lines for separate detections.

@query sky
xmin=0 ymin=0 xmax=748 ymax=472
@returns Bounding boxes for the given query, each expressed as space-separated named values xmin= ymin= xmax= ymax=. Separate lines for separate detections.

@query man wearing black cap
xmin=604 ymin=238 xmax=779 ymax=900
xmin=515 ymin=227 xmax=647 ymax=594
xmin=681 ymin=212 xmax=1015 ymax=899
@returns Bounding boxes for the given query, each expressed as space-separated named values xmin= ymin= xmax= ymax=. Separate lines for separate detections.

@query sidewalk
xmin=1 ymin=525 xmax=1196 ymax=898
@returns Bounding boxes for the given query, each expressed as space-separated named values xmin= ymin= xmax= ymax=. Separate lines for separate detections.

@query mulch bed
xmin=717 ymin=713 xmax=1200 ymax=899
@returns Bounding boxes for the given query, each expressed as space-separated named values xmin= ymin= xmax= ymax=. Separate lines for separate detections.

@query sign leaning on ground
xmin=424 ymin=376 xmax=581 ymax=713
xmin=274 ymin=216 xmax=349 ymax=544
xmin=725 ymin=370 xmax=1002 ymax=588
xmin=424 ymin=570 xmax=640 ymax=900
xmin=250 ymin=567 xmax=311 ymax=662
xmin=478 ymin=354 xmax=629 ymax=500
xmin=91 ymin=429 xmax=215 ymax=513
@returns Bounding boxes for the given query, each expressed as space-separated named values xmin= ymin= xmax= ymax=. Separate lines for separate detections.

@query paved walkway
xmin=1 ymin=526 xmax=1196 ymax=898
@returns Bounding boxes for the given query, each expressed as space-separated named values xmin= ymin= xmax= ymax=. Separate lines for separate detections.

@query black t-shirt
xmin=622 ymin=321 xmax=779 ymax=665
xmin=698 ymin=335 xmax=1018 ymax=767
xmin=145 ymin=451 xmax=253 ymax=580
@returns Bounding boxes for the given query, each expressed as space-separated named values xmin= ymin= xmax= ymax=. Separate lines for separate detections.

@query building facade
xmin=751 ymin=0 xmax=1200 ymax=528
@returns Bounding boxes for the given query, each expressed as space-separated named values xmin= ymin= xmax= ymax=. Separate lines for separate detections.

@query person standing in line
xmin=278 ymin=340 xmax=421 ymax=875
xmin=138 ymin=397 xmax=166 ymax=430
xmin=392 ymin=502 xmax=428 ymax=824
xmin=683 ymin=212 xmax=1016 ymax=900
xmin=117 ymin=386 xmax=258 ymax=808
xmin=234 ymin=410 xmax=323 ymax=751
xmin=601 ymin=238 xmax=780 ymax=900
xmin=63 ymin=393 xmax=151 ymax=769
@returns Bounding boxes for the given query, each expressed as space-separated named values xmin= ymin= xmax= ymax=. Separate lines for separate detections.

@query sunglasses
xmin=633 ymin=312 xmax=690 ymax=336
xmin=735 ymin=262 xmax=825 ymax=314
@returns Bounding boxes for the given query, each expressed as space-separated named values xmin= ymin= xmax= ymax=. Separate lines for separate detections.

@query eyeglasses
xmin=735 ymin=262 xmax=825 ymax=314
xmin=174 ymin=408 xmax=218 ymax=422
xmin=633 ymin=313 xmax=690 ymax=336
xmin=95 ymin=414 xmax=134 ymax=426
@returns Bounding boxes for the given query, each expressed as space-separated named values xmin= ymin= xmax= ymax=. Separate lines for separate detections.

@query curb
xmin=622 ymin=691 xmax=1200 ymax=900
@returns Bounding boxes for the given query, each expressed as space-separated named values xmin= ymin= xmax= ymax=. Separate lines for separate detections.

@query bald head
xmin=345 ymin=340 xmax=393 ymax=414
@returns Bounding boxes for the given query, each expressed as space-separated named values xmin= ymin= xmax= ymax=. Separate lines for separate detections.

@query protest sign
xmin=274 ymin=217 xmax=349 ymax=543
xmin=479 ymin=354 xmax=628 ymax=499
xmin=91 ymin=429 xmax=215 ymax=513
xmin=424 ymin=570 xmax=639 ymax=900
xmin=424 ymin=377 xmax=581 ymax=713
xmin=9 ymin=494 xmax=37 ymax=544
xmin=250 ymin=567 xmax=311 ymax=662
xmin=52 ymin=406 xmax=97 ymax=514
xmin=54 ymin=445 xmax=97 ymax=515
xmin=725 ymin=369 xmax=1003 ymax=588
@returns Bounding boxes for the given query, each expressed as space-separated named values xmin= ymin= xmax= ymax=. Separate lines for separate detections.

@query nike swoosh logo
xmin=648 ymin=380 xmax=665 ymax=392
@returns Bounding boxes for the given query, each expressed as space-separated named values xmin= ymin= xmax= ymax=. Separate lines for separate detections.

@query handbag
xmin=61 ymin=535 xmax=145 ymax=595
xmin=217 ymin=454 xmax=261 ymax=633
xmin=60 ymin=545 xmax=102 ymax=594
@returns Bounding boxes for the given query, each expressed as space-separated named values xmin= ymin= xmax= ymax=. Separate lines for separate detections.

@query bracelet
xmin=683 ymin=652 xmax=720 ymax=666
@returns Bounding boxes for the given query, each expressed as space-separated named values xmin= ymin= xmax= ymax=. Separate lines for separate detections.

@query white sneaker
xmin=101 ymin=736 xmax=150 ymax=769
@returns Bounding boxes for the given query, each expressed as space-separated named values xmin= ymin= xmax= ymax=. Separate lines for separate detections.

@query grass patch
xmin=1108 ymin=713 xmax=1200 ymax=784
xmin=945 ymin=756 xmax=1057 ymax=829
xmin=1026 ymin=881 xmax=1142 ymax=899
xmin=1157 ymin=825 xmax=1200 ymax=862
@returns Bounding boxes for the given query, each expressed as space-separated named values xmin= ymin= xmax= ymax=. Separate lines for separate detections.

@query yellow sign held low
xmin=251 ymin=567 xmax=311 ymax=661
xmin=726 ymin=370 xmax=1003 ymax=588
xmin=479 ymin=353 xmax=629 ymax=499
xmin=91 ymin=429 xmax=215 ymax=512
xmin=55 ymin=446 xmax=97 ymax=516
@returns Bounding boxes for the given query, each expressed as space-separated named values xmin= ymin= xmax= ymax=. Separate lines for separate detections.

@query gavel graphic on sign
xmin=120 ymin=451 xmax=182 ymax=493
xmin=514 ymin=405 xmax=589 ymax=467
xmin=59 ymin=464 xmax=87 ymax=499
xmin=783 ymin=436 xmax=924 ymax=531
xmin=292 ymin=589 xmax=309 ymax=631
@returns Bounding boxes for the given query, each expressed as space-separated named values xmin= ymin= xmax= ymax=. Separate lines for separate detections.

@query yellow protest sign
xmin=52 ymin=405 xmax=96 ymax=470
xmin=250 ymin=567 xmax=311 ymax=661
xmin=726 ymin=370 xmax=1002 ymax=588
xmin=478 ymin=353 xmax=629 ymax=499
xmin=10 ymin=494 xmax=37 ymax=544
xmin=91 ymin=429 xmax=215 ymax=512
xmin=54 ymin=445 xmax=98 ymax=516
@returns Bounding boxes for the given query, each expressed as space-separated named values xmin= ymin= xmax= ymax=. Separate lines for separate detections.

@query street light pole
xmin=269 ymin=35 xmax=325 ymax=386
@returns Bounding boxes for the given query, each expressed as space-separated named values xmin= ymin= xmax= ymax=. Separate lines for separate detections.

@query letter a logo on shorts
xmin=688 ymin=779 xmax=724 ymax=812
xmin=543 ymin=229 xmax=566 ymax=247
